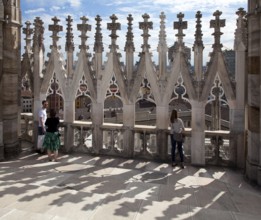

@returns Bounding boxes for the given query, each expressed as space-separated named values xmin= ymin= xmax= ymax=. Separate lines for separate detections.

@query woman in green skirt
xmin=43 ymin=109 xmax=60 ymax=162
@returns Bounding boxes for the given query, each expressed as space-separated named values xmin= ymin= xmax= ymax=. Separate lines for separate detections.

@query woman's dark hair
xmin=170 ymin=109 xmax=178 ymax=123
xmin=49 ymin=109 xmax=56 ymax=118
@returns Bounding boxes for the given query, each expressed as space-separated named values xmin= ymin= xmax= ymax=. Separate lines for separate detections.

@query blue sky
xmin=21 ymin=0 xmax=247 ymax=65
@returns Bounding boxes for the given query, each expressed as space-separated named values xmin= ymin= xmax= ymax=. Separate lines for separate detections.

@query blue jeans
xmin=170 ymin=134 xmax=184 ymax=163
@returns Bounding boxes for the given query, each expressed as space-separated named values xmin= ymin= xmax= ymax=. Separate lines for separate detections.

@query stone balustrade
xmin=20 ymin=114 xmax=232 ymax=166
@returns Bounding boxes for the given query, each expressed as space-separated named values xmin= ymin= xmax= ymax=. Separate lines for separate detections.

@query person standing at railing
xmin=170 ymin=109 xmax=185 ymax=169
xmin=43 ymin=109 xmax=60 ymax=162
xmin=37 ymin=100 xmax=48 ymax=153
xmin=38 ymin=100 xmax=48 ymax=135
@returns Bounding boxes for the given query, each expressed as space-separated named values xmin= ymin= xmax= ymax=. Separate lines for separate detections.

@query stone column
xmin=91 ymin=102 xmax=104 ymax=154
xmin=123 ymin=14 xmax=135 ymax=158
xmin=32 ymin=17 xmax=45 ymax=149
xmin=0 ymin=77 xmax=3 ymax=160
xmin=63 ymin=99 xmax=75 ymax=152
xmin=92 ymin=15 xmax=103 ymax=154
xmin=2 ymin=0 xmax=21 ymax=158
xmin=191 ymin=100 xmax=205 ymax=165
xmin=0 ymin=1 xmax=4 ymax=160
xmin=156 ymin=105 xmax=169 ymax=161
xmin=246 ymin=0 xmax=261 ymax=184
xmin=122 ymin=103 xmax=135 ymax=157
xmin=229 ymin=105 xmax=245 ymax=167
xmin=230 ymin=8 xmax=247 ymax=168
xmin=156 ymin=12 xmax=169 ymax=161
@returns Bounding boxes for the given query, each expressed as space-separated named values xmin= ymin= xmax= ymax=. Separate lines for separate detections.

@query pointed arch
xmin=71 ymin=51 xmax=96 ymax=102
xmin=40 ymin=50 xmax=66 ymax=98
xmin=200 ymin=52 xmax=235 ymax=106
xmin=164 ymin=51 xmax=196 ymax=105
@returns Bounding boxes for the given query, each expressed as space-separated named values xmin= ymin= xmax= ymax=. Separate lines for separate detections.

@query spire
xmin=77 ymin=16 xmax=91 ymax=51
xmin=124 ymin=14 xmax=135 ymax=82
xmin=234 ymin=8 xmax=247 ymax=50
xmin=49 ymin=16 xmax=63 ymax=49
xmin=158 ymin=12 xmax=168 ymax=79
xmin=107 ymin=14 xmax=121 ymax=53
xmin=65 ymin=15 xmax=75 ymax=77
xmin=193 ymin=11 xmax=204 ymax=48
xmin=23 ymin=21 xmax=33 ymax=53
xmin=33 ymin=17 xmax=44 ymax=50
xmin=174 ymin=12 xmax=187 ymax=45
xmin=193 ymin=11 xmax=204 ymax=81
xmin=210 ymin=10 xmax=225 ymax=52
xmin=139 ymin=13 xmax=153 ymax=52
xmin=94 ymin=15 xmax=103 ymax=53
xmin=124 ymin=14 xmax=135 ymax=52
xmin=65 ymin=15 xmax=74 ymax=52
xmin=158 ymin=12 xmax=168 ymax=51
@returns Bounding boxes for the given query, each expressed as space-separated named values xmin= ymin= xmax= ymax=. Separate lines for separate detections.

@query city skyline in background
xmin=21 ymin=0 xmax=247 ymax=65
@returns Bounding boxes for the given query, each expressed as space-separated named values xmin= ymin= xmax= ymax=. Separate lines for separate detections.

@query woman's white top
xmin=170 ymin=118 xmax=184 ymax=134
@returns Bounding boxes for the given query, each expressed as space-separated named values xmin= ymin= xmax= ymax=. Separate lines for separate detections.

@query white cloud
xmin=25 ymin=8 xmax=46 ymax=14
xmin=50 ymin=6 xmax=61 ymax=11
xmin=24 ymin=0 xmax=82 ymax=8
xmin=68 ymin=0 xmax=82 ymax=7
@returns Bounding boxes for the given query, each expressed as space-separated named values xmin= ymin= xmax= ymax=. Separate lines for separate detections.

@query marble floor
xmin=0 ymin=145 xmax=261 ymax=220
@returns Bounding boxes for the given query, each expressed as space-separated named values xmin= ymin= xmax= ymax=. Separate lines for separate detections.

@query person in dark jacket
xmin=43 ymin=109 xmax=60 ymax=162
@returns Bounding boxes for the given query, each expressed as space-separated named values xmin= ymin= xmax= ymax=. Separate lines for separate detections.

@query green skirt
xmin=43 ymin=132 xmax=60 ymax=151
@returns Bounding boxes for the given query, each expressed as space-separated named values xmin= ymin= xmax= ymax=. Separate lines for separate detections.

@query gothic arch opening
xmin=75 ymin=95 xmax=92 ymax=121
xmin=104 ymin=95 xmax=123 ymax=124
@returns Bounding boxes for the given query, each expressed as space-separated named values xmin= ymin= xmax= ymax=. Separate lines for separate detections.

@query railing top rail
xmin=205 ymin=130 xmax=230 ymax=138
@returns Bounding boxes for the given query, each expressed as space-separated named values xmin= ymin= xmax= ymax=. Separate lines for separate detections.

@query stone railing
xmin=19 ymin=114 xmax=232 ymax=166
xmin=205 ymin=130 xmax=231 ymax=166
xmin=20 ymin=113 xmax=34 ymax=142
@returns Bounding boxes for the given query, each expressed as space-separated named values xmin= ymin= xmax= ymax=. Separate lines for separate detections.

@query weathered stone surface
xmin=0 ymin=0 xmax=21 ymax=160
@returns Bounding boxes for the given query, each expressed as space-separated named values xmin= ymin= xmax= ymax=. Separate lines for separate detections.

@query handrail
xmin=19 ymin=113 xmax=232 ymax=166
